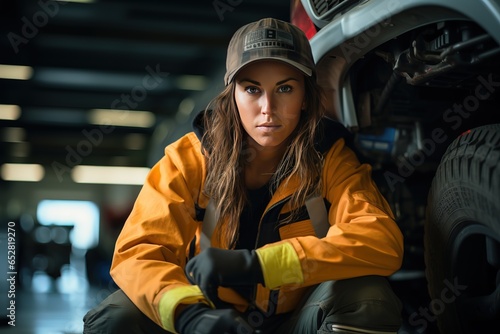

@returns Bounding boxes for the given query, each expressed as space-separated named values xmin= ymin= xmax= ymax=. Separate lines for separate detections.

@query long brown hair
xmin=202 ymin=75 xmax=326 ymax=248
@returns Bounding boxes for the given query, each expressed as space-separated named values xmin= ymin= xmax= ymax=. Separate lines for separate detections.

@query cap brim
xmin=225 ymin=57 xmax=313 ymax=85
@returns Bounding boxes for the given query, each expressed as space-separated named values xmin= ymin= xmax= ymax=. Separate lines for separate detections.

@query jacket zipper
xmin=250 ymin=194 xmax=291 ymax=313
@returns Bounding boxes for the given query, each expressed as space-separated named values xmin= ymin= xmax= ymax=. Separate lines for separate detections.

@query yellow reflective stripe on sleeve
xmin=159 ymin=285 xmax=213 ymax=333
xmin=255 ymin=242 xmax=304 ymax=290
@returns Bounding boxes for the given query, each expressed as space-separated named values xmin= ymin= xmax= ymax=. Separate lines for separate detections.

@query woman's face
xmin=234 ymin=60 xmax=306 ymax=151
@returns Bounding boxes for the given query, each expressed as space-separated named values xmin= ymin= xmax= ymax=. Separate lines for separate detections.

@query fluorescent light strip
xmin=0 ymin=64 xmax=33 ymax=80
xmin=88 ymin=109 xmax=156 ymax=128
xmin=2 ymin=127 xmax=26 ymax=142
xmin=175 ymin=75 xmax=208 ymax=91
xmin=0 ymin=104 xmax=21 ymax=120
xmin=1 ymin=163 xmax=45 ymax=182
xmin=71 ymin=165 xmax=150 ymax=185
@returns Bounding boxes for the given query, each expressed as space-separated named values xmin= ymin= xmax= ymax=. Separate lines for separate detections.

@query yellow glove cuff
xmin=159 ymin=285 xmax=213 ymax=333
xmin=255 ymin=242 xmax=304 ymax=290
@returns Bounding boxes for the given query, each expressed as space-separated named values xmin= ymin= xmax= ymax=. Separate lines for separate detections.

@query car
xmin=291 ymin=0 xmax=500 ymax=333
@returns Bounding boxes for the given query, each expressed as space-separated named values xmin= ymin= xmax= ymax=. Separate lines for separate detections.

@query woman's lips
xmin=257 ymin=124 xmax=281 ymax=132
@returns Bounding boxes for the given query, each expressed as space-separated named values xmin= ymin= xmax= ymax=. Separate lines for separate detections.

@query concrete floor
xmin=0 ymin=270 xmax=439 ymax=334
xmin=0 ymin=286 xmax=106 ymax=334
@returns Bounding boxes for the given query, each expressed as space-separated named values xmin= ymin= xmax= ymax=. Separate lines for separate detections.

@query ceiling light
xmin=1 ymin=163 xmax=45 ymax=182
xmin=0 ymin=104 xmax=21 ymax=120
xmin=175 ymin=75 xmax=208 ymax=91
xmin=88 ymin=109 xmax=156 ymax=128
xmin=1 ymin=127 xmax=26 ymax=142
xmin=71 ymin=165 xmax=150 ymax=185
xmin=0 ymin=64 xmax=33 ymax=80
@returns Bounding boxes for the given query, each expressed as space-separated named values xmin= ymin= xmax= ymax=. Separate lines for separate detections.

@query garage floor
xmin=0 ymin=287 xmax=102 ymax=334
xmin=1 ymin=278 xmax=440 ymax=334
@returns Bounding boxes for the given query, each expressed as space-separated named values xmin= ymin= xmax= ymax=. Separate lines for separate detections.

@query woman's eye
xmin=278 ymin=85 xmax=293 ymax=93
xmin=245 ymin=86 xmax=260 ymax=94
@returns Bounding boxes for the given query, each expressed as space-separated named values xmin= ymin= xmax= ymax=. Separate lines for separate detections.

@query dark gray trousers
xmin=83 ymin=275 xmax=402 ymax=334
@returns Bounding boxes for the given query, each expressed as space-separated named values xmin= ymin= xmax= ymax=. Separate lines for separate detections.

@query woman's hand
xmin=176 ymin=303 xmax=254 ymax=334
xmin=185 ymin=248 xmax=263 ymax=305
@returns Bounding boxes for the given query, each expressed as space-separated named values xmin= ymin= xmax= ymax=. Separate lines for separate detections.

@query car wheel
xmin=425 ymin=124 xmax=500 ymax=333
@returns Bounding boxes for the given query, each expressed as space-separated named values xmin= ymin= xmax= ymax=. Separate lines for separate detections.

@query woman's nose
xmin=260 ymin=92 xmax=274 ymax=115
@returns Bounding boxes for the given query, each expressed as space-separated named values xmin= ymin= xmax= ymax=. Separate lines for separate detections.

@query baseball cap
xmin=224 ymin=18 xmax=315 ymax=85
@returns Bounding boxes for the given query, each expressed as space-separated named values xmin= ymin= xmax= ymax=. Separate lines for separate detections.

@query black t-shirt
xmin=235 ymin=183 xmax=272 ymax=250
xmin=233 ymin=183 xmax=272 ymax=301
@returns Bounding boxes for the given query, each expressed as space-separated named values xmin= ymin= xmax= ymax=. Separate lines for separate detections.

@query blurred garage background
xmin=0 ymin=1 xmax=290 ymax=333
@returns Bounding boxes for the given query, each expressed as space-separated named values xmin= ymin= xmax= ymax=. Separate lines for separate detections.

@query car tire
xmin=424 ymin=124 xmax=500 ymax=334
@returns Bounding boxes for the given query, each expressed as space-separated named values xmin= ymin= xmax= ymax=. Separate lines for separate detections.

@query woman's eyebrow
xmin=276 ymin=77 xmax=299 ymax=85
xmin=238 ymin=78 xmax=260 ymax=85
xmin=237 ymin=77 xmax=300 ymax=86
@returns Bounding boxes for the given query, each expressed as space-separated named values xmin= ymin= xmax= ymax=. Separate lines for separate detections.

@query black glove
xmin=175 ymin=303 xmax=254 ymax=334
xmin=185 ymin=248 xmax=264 ymax=305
